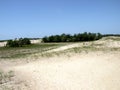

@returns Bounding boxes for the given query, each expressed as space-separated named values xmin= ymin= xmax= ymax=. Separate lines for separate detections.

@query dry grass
xmin=0 ymin=70 xmax=14 ymax=90
xmin=0 ymin=43 xmax=67 ymax=59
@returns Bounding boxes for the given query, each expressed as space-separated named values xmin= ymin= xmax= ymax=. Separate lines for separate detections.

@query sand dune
xmin=0 ymin=37 xmax=120 ymax=90
xmin=12 ymin=53 xmax=120 ymax=90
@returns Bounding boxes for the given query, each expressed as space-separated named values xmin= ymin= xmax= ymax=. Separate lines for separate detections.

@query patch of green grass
xmin=67 ymin=45 xmax=120 ymax=54
xmin=31 ymin=43 xmax=120 ymax=58
xmin=0 ymin=43 xmax=67 ymax=59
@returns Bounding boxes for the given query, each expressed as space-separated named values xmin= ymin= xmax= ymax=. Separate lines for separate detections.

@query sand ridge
xmin=0 ymin=37 xmax=120 ymax=90
xmin=11 ymin=52 xmax=120 ymax=90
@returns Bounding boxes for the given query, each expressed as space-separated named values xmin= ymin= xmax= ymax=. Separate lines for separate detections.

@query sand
xmin=0 ymin=37 xmax=120 ymax=90
xmin=13 ymin=53 xmax=120 ymax=90
xmin=0 ymin=42 xmax=6 ymax=47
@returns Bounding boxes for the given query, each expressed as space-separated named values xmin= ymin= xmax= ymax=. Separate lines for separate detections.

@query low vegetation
xmin=0 ymin=70 xmax=14 ymax=84
xmin=0 ymin=33 xmax=120 ymax=59
xmin=0 ymin=70 xmax=14 ymax=90
xmin=6 ymin=38 xmax=31 ymax=47
xmin=0 ymin=43 xmax=66 ymax=59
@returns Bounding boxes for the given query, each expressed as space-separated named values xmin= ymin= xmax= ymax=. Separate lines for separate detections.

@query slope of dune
xmin=0 ymin=36 xmax=120 ymax=90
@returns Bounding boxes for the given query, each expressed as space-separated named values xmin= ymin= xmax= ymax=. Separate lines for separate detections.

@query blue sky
xmin=0 ymin=0 xmax=120 ymax=40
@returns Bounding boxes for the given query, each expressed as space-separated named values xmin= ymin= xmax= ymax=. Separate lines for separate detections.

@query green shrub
xmin=6 ymin=38 xmax=31 ymax=47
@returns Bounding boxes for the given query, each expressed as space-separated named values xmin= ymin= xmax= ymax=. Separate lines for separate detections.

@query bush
xmin=6 ymin=38 xmax=31 ymax=47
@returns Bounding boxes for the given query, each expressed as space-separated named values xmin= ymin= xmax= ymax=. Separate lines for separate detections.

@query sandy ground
xmin=13 ymin=53 xmax=120 ymax=90
xmin=0 ymin=37 xmax=120 ymax=90
xmin=1 ymin=52 xmax=120 ymax=90
xmin=30 ymin=39 xmax=42 ymax=44
xmin=0 ymin=42 xmax=7 ymax=47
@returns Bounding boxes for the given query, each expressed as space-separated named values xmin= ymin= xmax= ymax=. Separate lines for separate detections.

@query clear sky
xmin=0 ymin=0 xmax=120 ymax=40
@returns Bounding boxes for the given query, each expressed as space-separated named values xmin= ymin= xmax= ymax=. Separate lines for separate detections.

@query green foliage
xmin=42 ymin=32 xmax=102 ymax=42
xmin=0 ymin=43 xmax=65 ymax=59
xmin=6 ymin=40 xmax=19 ymax=47
xmin=6 ymin=38 xmax=31 ymax=47
xmin=103 ymin=34 xmax=120 ymax=37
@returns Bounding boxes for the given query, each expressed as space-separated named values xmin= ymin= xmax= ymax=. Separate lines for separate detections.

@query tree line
xmin=6 ymin=38 xmax=31 ymax=47
xmin=102 ymin=34 xmax=120 ymax=37
xmin=42 ymin=32 xmax=102 ymax=42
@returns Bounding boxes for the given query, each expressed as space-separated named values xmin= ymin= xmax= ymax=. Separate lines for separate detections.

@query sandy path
xmin=46 ymin=43 xmax=80 ymax=52
xmin=13 ymin=52 xmax=120 ymax=90
xmin=47 ymin=42 xmax=91 ymax=53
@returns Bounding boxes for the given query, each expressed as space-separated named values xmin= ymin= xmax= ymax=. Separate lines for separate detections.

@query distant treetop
xmin=42 ymin=32 xmax=102 ymax=42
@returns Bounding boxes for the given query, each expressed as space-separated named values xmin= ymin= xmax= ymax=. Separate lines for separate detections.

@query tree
xmin=42 ymin=36 xmax=48 ymax=42
xmin=22 ymin=38 xmax=31 ymax=45
xmin=6 ymin=39 xmax=19 ymax=47
xmin=42 ymin=32 xmax=103 ymax=43
xmin=61 ymin=33 xmax=67 ymax=42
